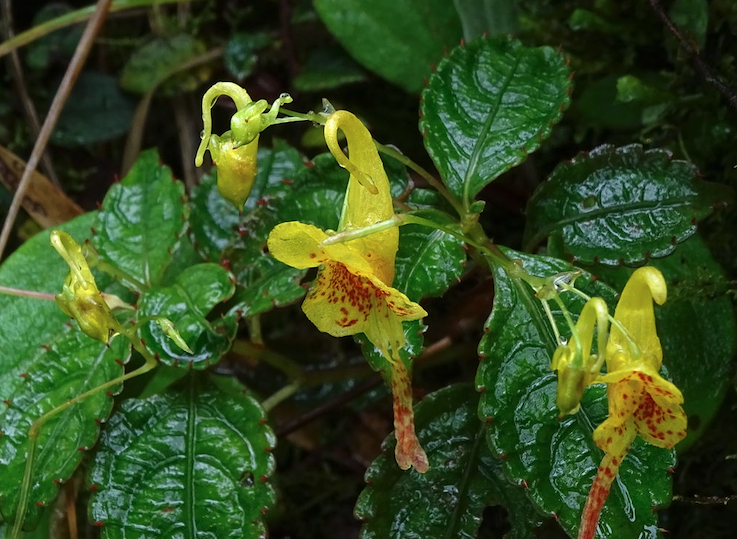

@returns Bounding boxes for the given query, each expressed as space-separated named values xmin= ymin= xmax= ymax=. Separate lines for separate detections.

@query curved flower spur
xmin=267 ymin=111 xmax=430 ymax=472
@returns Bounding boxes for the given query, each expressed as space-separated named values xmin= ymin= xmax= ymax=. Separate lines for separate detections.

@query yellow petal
xmin=211 ymin=135 xmax=259 ymax=209
xmin=267 ymin=222 xmax=374 ymax=273
xmin=324 ymin=111 xmax=398 ymax=284
xmin=301 ymin=261 xmax=426 ymax=339
xmin=607 ymin=266 xmax=667 ymax=372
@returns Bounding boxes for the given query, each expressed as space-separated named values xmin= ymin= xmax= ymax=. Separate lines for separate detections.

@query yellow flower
xmin=51 ymin=231 xmax=116 ymax=343
xmin=578 ymin=267 xmax=686 ymax=539
xmin=195 ymin=82 xmax=292 ymax=208
xmin=267 ymin=111 xmax=429 ymax=472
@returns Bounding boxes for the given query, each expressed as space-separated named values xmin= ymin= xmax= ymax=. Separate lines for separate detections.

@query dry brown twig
xmin=0 ymin=0 xmax=114 ymax=261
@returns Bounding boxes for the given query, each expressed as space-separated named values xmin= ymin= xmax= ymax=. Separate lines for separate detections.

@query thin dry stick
xmin=0 ymin=0 xmax=113 ymax=261
xmin=648 ymin=0 xmax=737 ymax=111
xmin=1 ymin=0 xmax=61 ymax=187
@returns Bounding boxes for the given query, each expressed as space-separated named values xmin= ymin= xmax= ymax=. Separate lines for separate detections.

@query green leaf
xmin=452 ymin=0 xmax=517 ymax=40
xmin=25 ymin=4 xmax=83 ymax=71
xmin=227 ymin=256 xmax=306 ymax=318
xmin=293 ymin=47 xmax=367 ymax=92
xmin=593 ymin=235 xmax=736 ymax=451
xmin=356 ymin=383 xmax=543 ymax=539
xmin=420 ymin=36 xmax=572 ymax=205
xmin=0 ymin=332 xmax=130 ymax=527
xmin=524 ymin=145 xmax=733 ymax=266
xmin=394 ymin=210 xmax=466 ymax=302
xmin=0 ymin=212 xmax=98 ymax=403
xmin=119 ymin=34 xmax=209 ymax=95
xmin=51 ymin=71 xmax=135 ymax=147
xmin=476 ymin=249 xmax=675 ymax=538
xmin=224 ymin=32 xmax=271 ymax=80
xmin=670 ymin=0 xmax=708 ymax=49
xmin=93 ymin=149 xmax=188 ymax=288
xmin=314 ymin=0 xmax=463 ymax=93
xmin=89 ymin=374 xmax=276 ymax=538
xmin=190 ymin=141 xmax=305 ymax=262
xmin=139 ymin=264 xmax=236 ymax=369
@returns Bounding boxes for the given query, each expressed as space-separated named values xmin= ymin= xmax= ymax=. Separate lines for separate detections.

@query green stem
xmin=11 ymin=320 xmax=157 ymax=538
xmin=95 ymin=259 xmax=147 ymax=293
xmin=262 ymin=380 xmax=301 ymax=412
xmin=373 ymin=142 xmax=466 ymax=218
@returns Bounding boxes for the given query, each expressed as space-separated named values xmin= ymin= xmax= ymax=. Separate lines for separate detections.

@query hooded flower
xmin=267 ymin=110 xmax=429 ymax=472
xmin=51 ymin=230 xmax=116 ymax=343
xmin=578 ymin=267 xmax=687 ymax=539
xmin=195 ymin=82 xmax=292 ymax=208
xmin=551 ymin=296 xmax=608 ymax=418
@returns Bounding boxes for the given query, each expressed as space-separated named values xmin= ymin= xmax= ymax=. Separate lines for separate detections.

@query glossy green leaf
xmin=227 ymin=255 xmax=306 ymax=319
xmin=119 ymin=34 xmax=209 ymax=95
xmin=524 ymin=145 xmax=733 ymax=265
xmin=139 ymin=264 xmax=236 ymax=369
xmin=0 ymin=332 xmax=130 ymax=527
xmin=593 ymin=235 xmax=736 ymax=450
xmin=0 ymin=212 xmax=98 ymax=402
xmin=94 ymin=149 xmax=188 ymax=288
xmin=293 ymin=47 xmax=367 ymax=92
xmin=224 ymin=32 xmax=271 ymax=80
xmin=356 ymin=383 xmax=543 ymax=539
xmin=476 ymin=249 xmax=675 ymax=538
xmin=394 ymin=210 xmax=466 ymax=302
xmin=314 ymin=0 xmax=462 ymax=93
xmin=89 ymin=374 xmax=276 ymax=538
xmin=420 ymin=36 xmax=572 ymax=204
xmin=190 ymin=141 xmax=305 ymax=262
xmin=51 ymin=71 xmax=135 ymax=147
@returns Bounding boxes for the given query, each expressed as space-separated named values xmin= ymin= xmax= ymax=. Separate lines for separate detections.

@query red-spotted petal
xmin=301 ymin=261 xmax=426 ymax=340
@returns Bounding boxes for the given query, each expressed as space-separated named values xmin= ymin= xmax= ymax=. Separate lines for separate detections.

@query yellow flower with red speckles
xmin=578 ymin=267 xmax=686 ymax=539
xmin=267 ymin=110 xmax=429 ymax=472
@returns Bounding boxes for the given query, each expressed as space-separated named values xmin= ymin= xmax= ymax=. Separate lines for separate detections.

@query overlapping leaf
xmin=356 ymin=383 xmax=543 ymax=539
xmin=314 ymin=0 xmax=462 ymax=93
xmin=89 ymin=374 xmax=276 ymax=538
xmin=593 ymin=235 xmax=736 ymax=449
xmin=139 ymin=263 xmax=236 ymax=369
xmin=119 ymin=34 xmax=209 ymax=95
xmin=0 ymin=332 xmax=130 ymax=526
xmin=524 ymin=145 xmax=732 ymax=265
xmin=394 ymin=209 xmax=466 ymax=302
xmin=476 ymin=249 xmax=675 ymax=538
xmin=421 ymin=36 xmax=572 ymax=205
xmin=94 ymin=149 xmax=188 ymax=288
